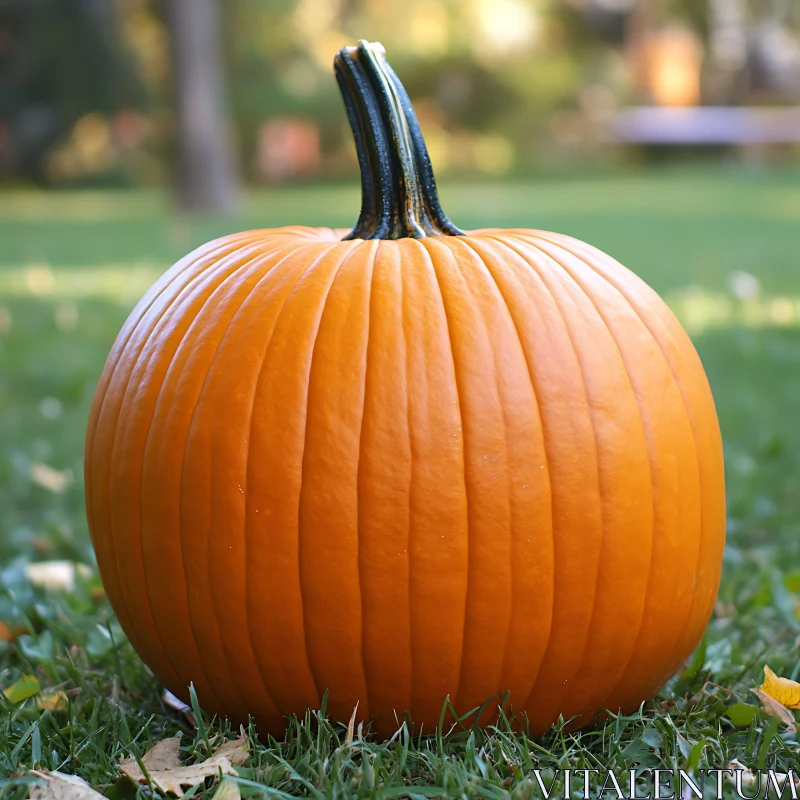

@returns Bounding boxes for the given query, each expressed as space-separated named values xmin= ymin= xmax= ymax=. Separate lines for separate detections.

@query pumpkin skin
xmin=84 ymin=43 xmax=725 ymax=740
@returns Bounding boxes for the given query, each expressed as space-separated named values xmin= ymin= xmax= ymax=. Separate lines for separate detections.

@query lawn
xmin=2 ymin=165 xmax=800 ymax=797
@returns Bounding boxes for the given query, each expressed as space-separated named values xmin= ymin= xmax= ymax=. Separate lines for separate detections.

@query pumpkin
xmin=85 ymin=40 xmax=725 ymax=739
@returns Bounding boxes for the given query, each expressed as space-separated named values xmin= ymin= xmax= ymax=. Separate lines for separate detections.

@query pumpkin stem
xmin=334 ymin=40 xmax=463 ymax=240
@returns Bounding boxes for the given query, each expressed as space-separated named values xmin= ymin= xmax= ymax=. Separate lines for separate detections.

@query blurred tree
xmin=164 ymin=0 xmax=240 ymax=211
xmin=0 ymin=0 xmax=146 ymax=183
xmin=3 ymin=0 xmax=799 ymax=186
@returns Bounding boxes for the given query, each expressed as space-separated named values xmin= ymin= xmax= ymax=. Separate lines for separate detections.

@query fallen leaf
xmin=24 ymin=561 xmax=92 ymax=592
xmin=211 ymin=736 xmax=249 ymax=766
xmin=213 ymin=779 xmax=241 ymax=799
xmin=759 ymin=665 xmax=800 ymax=709
xmin=121 ymin=736 xmax=181 ymax=776
xmin=163 ymin=689 xmax=190 ymax=713
xmin=89 ymin=586 xmax=106 ymax=601
xmin=0 ymin=620 xmax=26 ymax=642
xmin=37 ymin=690 xmax=68 ymax=713
xmin=345 ymin=702 xmax=359 ymax=745
xmin=162 ymin=689 xmax=196 ymax=726
xmin=764 ymin=770 xmax=800 ymax=793
xmin=725 ymin=760 xmax=757 ymax=791
xmin=750 ymin=688 xmax=796 ymax=731
xmin=722 ymin=759 xmax=800 ymax=795
xmin=29 ymin=769 xmax=105 ymax=799
xmin=119 ymin=735 xmax=248 ymax=798
xmin=3 ymin=675 xmax=40 ymax=704
xmin=29 ymin=463 xmax=72 ymax=493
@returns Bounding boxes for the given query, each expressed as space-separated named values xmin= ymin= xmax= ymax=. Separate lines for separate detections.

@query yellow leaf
xmin=759 ymin=665 xmax=800 ymax=709
xmin=213 ymin=779 xmax=242 ymax=800
xmin=0 ymin=621 xmax=27 ymax=642
xmin=37 ymin=691 xmax=69 ymax=713
xmin=3 ymin=675 xmax=40 ymax=704
xmin=119 ymin=735 xmax=248 ymax=798
xmin=751 ymin=688 xmax=797 ymax=731
xmin=29 ymin=769 xmax=106 ymax=799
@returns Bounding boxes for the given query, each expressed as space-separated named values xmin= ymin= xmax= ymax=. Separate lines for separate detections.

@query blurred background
xmin=1 ymin=0 xmax=800 ymax=621
xmin=2 ymin=0 xmax=800 ymax=198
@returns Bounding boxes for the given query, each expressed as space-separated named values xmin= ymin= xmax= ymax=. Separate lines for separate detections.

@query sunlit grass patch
xmin=3 ymin=261 xmax=800 ymax=338
xmin=668 ymin=288 xmax=800 ymax=334
xmin=0 ymin=190 xmax=168 ymax=222
xmin=0 ymin=263 xmax=164 ymax=303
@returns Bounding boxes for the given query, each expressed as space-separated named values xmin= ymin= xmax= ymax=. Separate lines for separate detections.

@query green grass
xmin=3 ymin=166 xmax=800 ymax=797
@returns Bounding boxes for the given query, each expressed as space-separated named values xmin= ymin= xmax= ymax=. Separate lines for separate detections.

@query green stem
xmin=334 ymin=40 xmax=463 ymax=240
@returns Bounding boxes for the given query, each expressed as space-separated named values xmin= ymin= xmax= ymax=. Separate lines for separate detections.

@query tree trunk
xmin=626 ymin=0 xmax=657 ymax=103
xmin=165 ymin=0 xmax=239 ymax=213
xmin=707 ymin=0 xmax=749 ymax=103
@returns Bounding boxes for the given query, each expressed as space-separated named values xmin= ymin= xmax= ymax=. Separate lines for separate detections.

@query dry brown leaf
xmin=725 ymin=760 xmax=757 ymax=791
xmin=750 ymin=688 xmax=797 ymax=731
xmin=162 ymin=689 xmax=196 ymax=726
xmin=120 ymin=736 xmax=181 ymax=781
xmin=345 ymin=702 xmax=359 ymax=745
xmin=0 ymin=621 xmax=27 ymax=642
xmin=162 ymin=689 xmax=190 ymax=714
xmin=29 ymin=769 xmax=106 ymax=799
xmin=24 ymin=561 xmax=91 ymax=592
xmin=723 ymin=759 xmax=800 ymax=794
xmin=210 ymin=736 xmax=249 ymax=767
xmin=213 ymin=779 xmax=242 ymax=799
xmin=764 ymin=770 xmax=800 ymax=793
xmin=89 ymin=586 xmax=106 ymax=601
xmin=119 ymin=734 xmax=248 ymax=798
xmin=29 ymin=463 xmax=72 ymax=493
xmin=759 ymin=665 xmax=800 ymax=709
xmin=37 ymin=690 xmax=68 ymax=713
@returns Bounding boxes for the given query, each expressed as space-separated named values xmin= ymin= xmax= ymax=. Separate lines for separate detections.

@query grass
xmin=3 ymin=164 xmax=800 ymax=796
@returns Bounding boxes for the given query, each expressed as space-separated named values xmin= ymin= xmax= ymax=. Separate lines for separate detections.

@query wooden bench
xmin=613 ymin=106 xmax=800 ymax=144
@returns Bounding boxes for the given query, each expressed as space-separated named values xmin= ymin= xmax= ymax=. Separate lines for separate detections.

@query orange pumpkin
xmin=85 ymin=41 xmax=725 ymax=739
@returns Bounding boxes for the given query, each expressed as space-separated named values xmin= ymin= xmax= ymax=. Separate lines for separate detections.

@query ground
xmin=2 ymin=165 xmax=800 ymax=797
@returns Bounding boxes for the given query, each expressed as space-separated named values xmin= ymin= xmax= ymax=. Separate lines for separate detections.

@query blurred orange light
xmin=647 ymin=27 xmax=703 ymax=107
